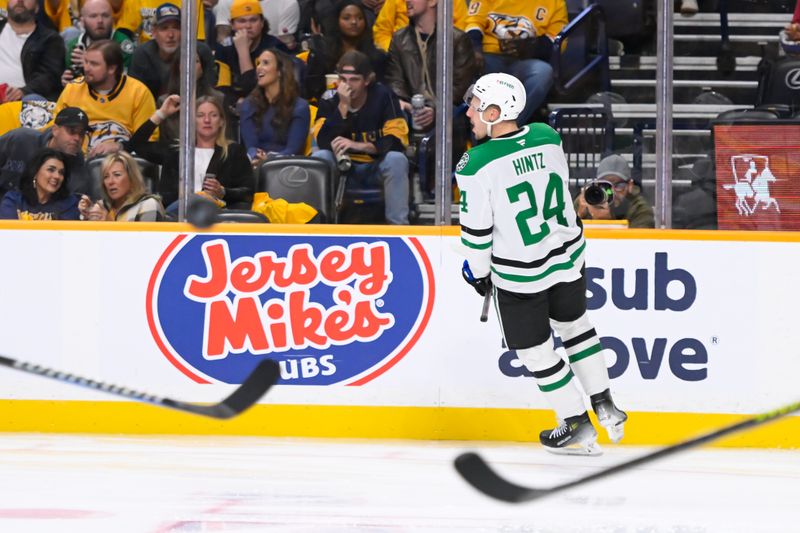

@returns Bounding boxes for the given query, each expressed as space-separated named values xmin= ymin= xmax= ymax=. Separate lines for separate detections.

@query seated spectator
xmin=0 ymin=94 xmax=56 ymax=136
xmin=465 ymin=0 xmax=567 ymax=126
xmin=129 ymin=94 xmax=255 ymax=211
xmin=56 ymin=39 xmax=157 ymax=159
xmin=673 ymin=157 xmax=717 ymax=230
xmin=214 ymin=0 xmax=300 ymax=50
xmin=158 ymin=49 xmax=225 ymax=144
xmin=118 ymin=0 xmax=207 ymax=44
xmin=128 ymin=3 xmax=216 ymax=99
xmin=385 ymin=0 xmax=475 ymax=133
xmin=240 ymin=49 xmax=310 ymax=165
xmin=0 ymin=148 xmax=80 ymax=220
xmin=61 ymin=0 xmax=136 ymax=87
xmin=372 ymin=0 xmax=467 ymax=51
xmin=575 ymin=154 xmax=655 ymax=229
xmin=0 ymin=106 xmax=91 ymax=196
xmin=312 ymin=50 xmax=409 ymax=224
xmin=45 ymin=0 xmax=128 ymax=37
xmin=79 ymin=150 xmax=166 ymax=221
xmin=0 ymin=0 xmax=65 ymax=102
xmin=304 ymin=0 xmax=387 ymax=101
xmin=214 ymin=0 xmax=291 ymax=106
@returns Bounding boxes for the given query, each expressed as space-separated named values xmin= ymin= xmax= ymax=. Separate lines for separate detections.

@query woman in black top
xmin=128 ymin=94 xmax=255 ymax=212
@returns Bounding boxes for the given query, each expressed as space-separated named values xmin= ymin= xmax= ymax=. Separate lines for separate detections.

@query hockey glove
xmin=462 ymin=260 xmax=492 ymax=297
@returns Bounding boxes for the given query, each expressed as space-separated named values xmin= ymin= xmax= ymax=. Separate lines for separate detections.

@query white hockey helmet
xmin=465 ymin=73 xmax=527 ymax=122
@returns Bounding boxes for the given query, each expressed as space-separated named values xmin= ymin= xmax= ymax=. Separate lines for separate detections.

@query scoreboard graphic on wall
xmin=713 ymin=121 xmax=800 ymax=231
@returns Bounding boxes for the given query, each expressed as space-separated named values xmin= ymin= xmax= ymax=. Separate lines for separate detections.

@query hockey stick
xmin=479 ymin=287 xmax=492 ymax=322
xmin=0 ymin=355 xmax=280 ymax=420
xmin=455 ymin=399 xmax=800 ymax=503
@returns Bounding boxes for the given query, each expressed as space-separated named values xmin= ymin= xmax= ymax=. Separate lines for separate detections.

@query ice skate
xmin=591 ymin=389 xmax=628 ymax=443
xmin=539 ymin=412 xmax=601 ymax=456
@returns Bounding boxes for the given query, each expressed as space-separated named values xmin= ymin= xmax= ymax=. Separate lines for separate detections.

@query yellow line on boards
xmin=0 ymin=401 xmax=796 ymax=448
xmin=0 ymin=220 xmax=798 ymax=243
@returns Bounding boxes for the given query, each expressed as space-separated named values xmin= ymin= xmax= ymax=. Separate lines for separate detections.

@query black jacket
xmin=385 ymin=25 xmax=476 ymax=109
xmin=0 ymin=20 xmax=65 ymax=101
xmin=128 ymin=119 xmax=255 ymax=209
xmin=128 ymin=41 xmax=216 ymax=100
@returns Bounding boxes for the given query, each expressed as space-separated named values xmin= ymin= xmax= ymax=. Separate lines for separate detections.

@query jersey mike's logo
xmin=147 ymin=234 xmax=434 ymax=386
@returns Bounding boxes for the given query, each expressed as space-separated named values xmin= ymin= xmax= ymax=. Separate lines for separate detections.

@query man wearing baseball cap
xmin=575 ymin=153 xmax=655 ymax=228
xmin=214 ymin=0 xmax=290 ymax=102
xmin=0 ymin=106 xmax=91 ymax=196
xmin=128 ymin=2 xmax=216 ymax=99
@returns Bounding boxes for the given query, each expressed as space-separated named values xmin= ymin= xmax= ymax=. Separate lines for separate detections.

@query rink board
xmin=0 ymin=221 xmax=797 ymax=448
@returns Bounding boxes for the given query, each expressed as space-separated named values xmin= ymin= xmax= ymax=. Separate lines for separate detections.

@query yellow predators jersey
xmin=373 ymin=0 xmax=468 ymax=51
xmin=465 ymin=0 xmax=568 ymax=55
xmin=0 ymin=99 xmax=56 ymax=136
xmin=55 ymin=75 xmax=157 ymax=150
xmin=118 ymin=0 xmax=206 ymax=43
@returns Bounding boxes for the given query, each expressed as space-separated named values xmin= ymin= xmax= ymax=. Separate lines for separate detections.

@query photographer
xmin=575 ymin=154 xmax=655 ymax=229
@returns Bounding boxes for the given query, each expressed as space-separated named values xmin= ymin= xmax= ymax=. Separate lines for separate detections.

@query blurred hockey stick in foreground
xmin=480 ymin=287 xmax=492 ymax=322
xmin=462 ymin=260 xmax=493 ymax=322
xmin=455 ymin=399 xmax=800 ymax=503
xmin=0 ymin=355 xmax=280 ymax=420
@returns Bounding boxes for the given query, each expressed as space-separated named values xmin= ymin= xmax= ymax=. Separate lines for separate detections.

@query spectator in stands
xmin=129 ymin=94 xmax=255 ymax=210
xmin=214 ymin=0 xmax=299 ymax=50
xmin=575 ymin=154 xmax=655 ymax=228
xmin=0 ymin=106 xmax=91 ymax=196
xmin=61 ymin=0 xmax=135 ymax=87
xmin=203 ymin=0 xmax=218 ymax=43
xmin=373 ymin=0 xmax=467 ymax=51
xmin=214 ymin=0 xmax=291 ymax=106
xmin=128 ymin=3 xmax=216 ymax=99
xmin=304 ymin=0 xmax=386 ymax=101
xmin=296 ymin=0 xmax=336 ymax=36
xmin=45 ymin=0 xmax=127 ymax=38
xmin=465 ymin=0 xmax=568 ymax=126
xmin=0 ymin=0 xmax=65 ymax=102
xmin=0 ymin=93 xmax=56 ymax=136
xmin=118 ymin=0 xmax=207 ymax=44
xmin=0 ymin=148 xmax=80 ymax=220
xmin=786 ymin=1 xmax=800 ymax=41
xmin=78 ymin=150 xmax=166 ymax=221
xmin=56 ymin=39 xmax=157 ymax=159
xmin=673 ymin=157 xmax=717 ymax=230
xmin=240 ymin=49 xmax=310 ymax=165
xmin=312 ymin=50 xmax=409 ymax=224
xmin=158 ymin=49 xmax=224 ymax=144
xmin=385 ymin=0 xmax=476 ymax=133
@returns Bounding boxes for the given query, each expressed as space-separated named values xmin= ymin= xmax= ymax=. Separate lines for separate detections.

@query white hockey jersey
xmin=455 ymin=123 xmax=585 ymax=294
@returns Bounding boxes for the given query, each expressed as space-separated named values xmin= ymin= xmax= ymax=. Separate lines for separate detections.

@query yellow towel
xmin=251 ymin=192 xmax=318 ymax=224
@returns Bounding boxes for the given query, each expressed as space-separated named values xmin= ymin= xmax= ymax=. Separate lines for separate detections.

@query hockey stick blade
xmin=479 ymin=288 xmax=492 ymax=322
xmin=455 ymin=398 xmax=800 ymax=503
xmin=0 ymin=355 xmax=280 ymax=420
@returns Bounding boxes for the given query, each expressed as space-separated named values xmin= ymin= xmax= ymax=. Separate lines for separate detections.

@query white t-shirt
xmin=0 ymin=24 xmax=29 ymax=89
xmin=194 ymin=147 xmax=215 ymax=192
xmin=214 ymin=0 xmax=299 ymax=37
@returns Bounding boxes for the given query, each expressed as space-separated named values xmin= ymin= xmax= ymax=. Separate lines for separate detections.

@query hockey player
xmin=455 ymin=72 xmax=627 ymax=456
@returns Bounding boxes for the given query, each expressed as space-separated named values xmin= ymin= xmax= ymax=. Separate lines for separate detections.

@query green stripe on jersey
xmin=491 ymin=242 xmax=586 ymax=282
xmin=456 ymin=124 xmax=563 ymax=176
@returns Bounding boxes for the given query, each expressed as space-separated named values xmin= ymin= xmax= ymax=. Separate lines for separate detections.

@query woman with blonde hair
xmin=78 ymin=151 xmax=166 ymax=221
xmin=129 ymin=94 xmax=254 ymax=213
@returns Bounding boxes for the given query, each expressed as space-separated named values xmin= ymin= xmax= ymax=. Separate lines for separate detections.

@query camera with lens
xmin=583 ymin=180 xmax=614 ymax=206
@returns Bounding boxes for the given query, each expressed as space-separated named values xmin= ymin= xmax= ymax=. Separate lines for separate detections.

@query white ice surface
xmin=0 ymin=434 xmax=797 ymax=532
